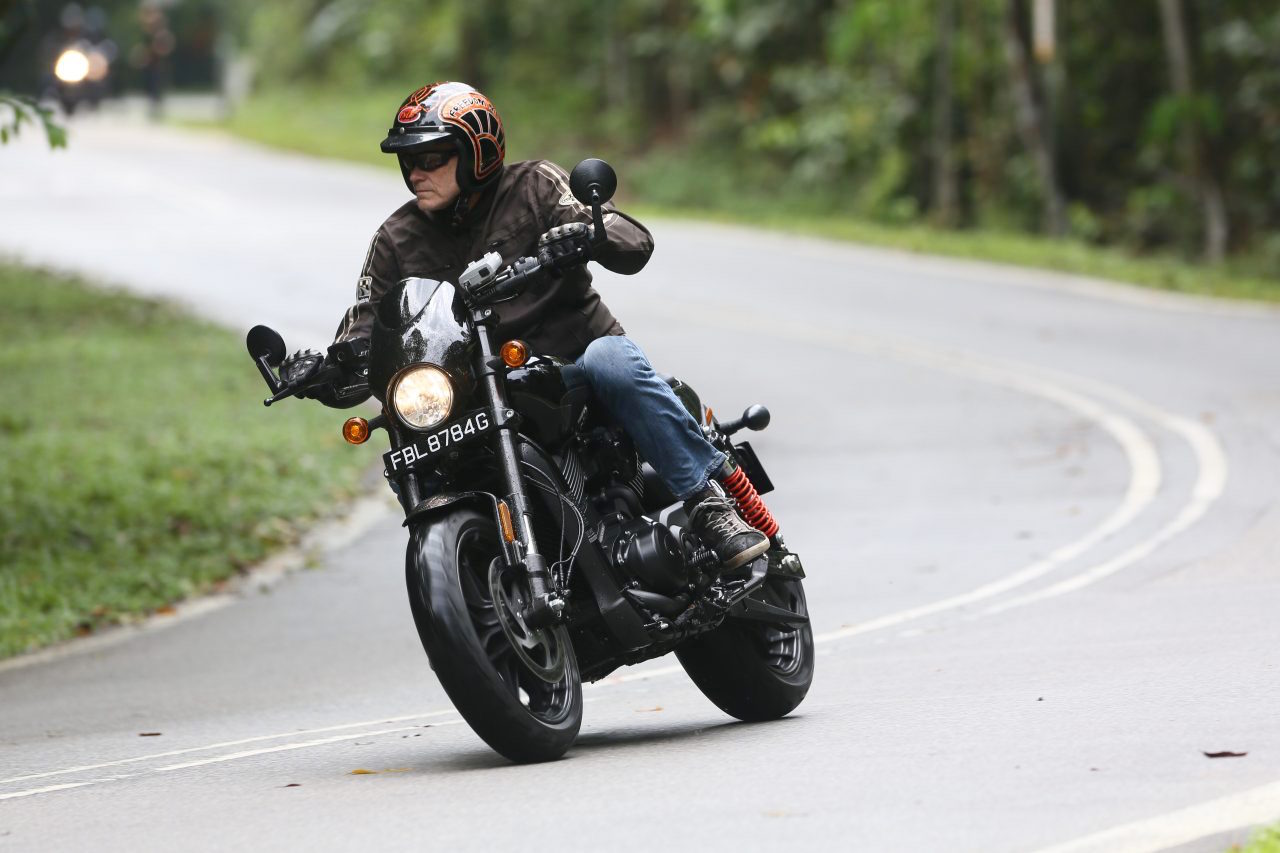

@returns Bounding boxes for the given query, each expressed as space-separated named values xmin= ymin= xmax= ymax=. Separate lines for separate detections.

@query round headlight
xmin=391 ymin=365 xmax=454 ymax=430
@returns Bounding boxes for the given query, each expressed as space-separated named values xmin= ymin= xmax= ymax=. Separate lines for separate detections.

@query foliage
xmin=194 ymin=86 xmax=1279 ymax=303
xmin=0 ymin=93 xmax=66 ymax=147
xmin=218 ymin=0 xmax=1279 ymax=268
xmin=1238 ymin=823 xmax=1280 ymax=853
xmin=0 ymin=264 xmax=370 ymax=658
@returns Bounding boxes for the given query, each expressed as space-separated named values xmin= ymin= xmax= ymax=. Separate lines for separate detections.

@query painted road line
xmin=0 ymin=722 xmax=467 ymax=801
xmin=1034 ymin=779 xmax=1280 ymax=853
xmin=0 ymin=709 xmax=460 ymax=787
xmin=660 ymin=300 xmax=1178 ymax=641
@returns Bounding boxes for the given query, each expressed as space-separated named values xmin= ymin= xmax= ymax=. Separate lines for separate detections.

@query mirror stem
xmin=590 ymin=189 xmax=607 ymax=247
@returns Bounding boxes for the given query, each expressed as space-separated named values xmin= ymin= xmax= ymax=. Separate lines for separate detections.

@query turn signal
xmin=342 ymin=417 xmax=370 ymax=445
xmin=500 ymin=340 xmax=530 ymax=368
xmin=705 ymin=407 xmax=715 ymax=426
xmin=497 ymin=500 xmax=516 ymax=543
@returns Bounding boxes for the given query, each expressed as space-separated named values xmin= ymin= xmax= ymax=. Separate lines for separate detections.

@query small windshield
xmin=368 ymin=278 xmax=475 ymax=403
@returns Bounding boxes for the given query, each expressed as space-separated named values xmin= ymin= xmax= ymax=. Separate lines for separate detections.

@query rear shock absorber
xmin=721 ymin=463 xmax=779 ymax=539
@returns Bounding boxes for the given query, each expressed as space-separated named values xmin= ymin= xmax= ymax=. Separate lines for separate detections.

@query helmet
xmin=380 ymin=81 xmax=506 ymax=196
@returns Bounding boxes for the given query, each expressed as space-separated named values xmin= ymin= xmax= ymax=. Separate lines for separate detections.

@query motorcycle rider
xmin=283 ymin=81 xmax=768 ymax=570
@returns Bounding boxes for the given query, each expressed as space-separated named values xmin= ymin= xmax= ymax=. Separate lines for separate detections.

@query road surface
xmin=2 ymin=114 xmax=1278 ymax=852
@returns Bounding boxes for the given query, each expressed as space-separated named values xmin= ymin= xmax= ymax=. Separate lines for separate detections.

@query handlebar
xmin=462 ymin=240 xmax=589 ymax=308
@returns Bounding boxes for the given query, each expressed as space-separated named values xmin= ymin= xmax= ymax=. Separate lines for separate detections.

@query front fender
xmin=405 ymin=490 xmax=516 ymax=565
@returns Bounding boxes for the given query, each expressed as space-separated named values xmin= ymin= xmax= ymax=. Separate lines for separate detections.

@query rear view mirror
xmin=569 ymin=159 xmax=617 ymax=207
xmin=246 ymin=325 xmax=286 ymax=368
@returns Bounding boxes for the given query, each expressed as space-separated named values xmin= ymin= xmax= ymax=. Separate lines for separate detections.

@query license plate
xmin=384 ymin=410 xmax=494 ymax=473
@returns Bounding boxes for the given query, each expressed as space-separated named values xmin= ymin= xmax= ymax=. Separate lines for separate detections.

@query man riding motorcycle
xmin=282 ymin=81 xmax=767 ymax=571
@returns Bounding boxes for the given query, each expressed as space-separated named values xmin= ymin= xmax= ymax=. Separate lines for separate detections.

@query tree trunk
xmin=1002 ymin=0 xmax=1066 ymax=236
xmin=1156 ymin=0 xmax=1229 ymax=262
xmin=932 ymin=0 xmax=959 ymax=227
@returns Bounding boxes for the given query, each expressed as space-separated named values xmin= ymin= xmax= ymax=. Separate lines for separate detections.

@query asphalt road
xmin=2 ymin=114 xmax=1279 ymax=853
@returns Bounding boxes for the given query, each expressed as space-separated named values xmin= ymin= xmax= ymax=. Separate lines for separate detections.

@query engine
xmin=610 ymin=517 xmax=688 ymax=594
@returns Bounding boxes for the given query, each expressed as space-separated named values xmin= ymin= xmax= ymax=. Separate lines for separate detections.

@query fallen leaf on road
xmin=636 ymin=706 xmax=663 ymax=712
xmin=350 ymin=769 xmax=377 ymax=775
xmin=138 ymin=732 xmax=162 ymax=737
xmin=1203 ymin=751 xmax=1247 ymax=759
xmin=283 ymin=783 xmax=301 ymax=788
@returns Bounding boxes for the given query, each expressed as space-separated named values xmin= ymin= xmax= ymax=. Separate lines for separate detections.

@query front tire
xmin=676 ymin=576 xmax=814 ymax=721
xmin=406 ymin=507 xmax=582 ymax=763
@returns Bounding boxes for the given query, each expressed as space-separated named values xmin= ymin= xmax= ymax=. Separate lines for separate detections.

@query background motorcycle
xmin=247 ymin=159 xmax=813 ymax=763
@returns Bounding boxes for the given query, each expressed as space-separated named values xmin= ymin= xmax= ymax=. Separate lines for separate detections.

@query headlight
xmin=391 ymin=365 xmax=454 ymax=430
xmin=55 ymin=49 xmax=90 ymax=84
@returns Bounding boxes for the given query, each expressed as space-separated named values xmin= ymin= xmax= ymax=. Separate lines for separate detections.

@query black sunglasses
xmin=401 ymin=150 xmax=456 ymax=173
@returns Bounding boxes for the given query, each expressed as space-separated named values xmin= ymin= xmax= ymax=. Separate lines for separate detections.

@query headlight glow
xmin=391 ymin=365 xmax=454 ymax=430
xmin=55 ymin=49 xmax=90 ymax=84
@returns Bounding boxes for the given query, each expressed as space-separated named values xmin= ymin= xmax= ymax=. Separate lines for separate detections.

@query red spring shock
xmin=721 ymin=465 xmax=780 ymax=538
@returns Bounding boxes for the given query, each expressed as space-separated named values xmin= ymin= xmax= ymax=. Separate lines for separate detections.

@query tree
xmin=1156 ymin=0 xmax=1229 ymax=262
xmin=1002 ymin=0 xmax=1065 ymax=236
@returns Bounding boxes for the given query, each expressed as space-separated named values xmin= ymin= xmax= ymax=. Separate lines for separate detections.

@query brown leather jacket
xmin=333 ymin=159 xmax=654 ymax=361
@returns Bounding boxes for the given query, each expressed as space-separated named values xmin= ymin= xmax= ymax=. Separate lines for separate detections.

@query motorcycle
xmin=246 ymin=159 xmax=813 ymax=763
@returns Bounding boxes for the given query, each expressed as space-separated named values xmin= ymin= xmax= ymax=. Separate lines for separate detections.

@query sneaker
xmin=684 ymin=483 xmax=770 ymax=571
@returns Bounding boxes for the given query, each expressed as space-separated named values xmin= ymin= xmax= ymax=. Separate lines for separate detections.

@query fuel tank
xmin=507 ymin=355 xmax=588 ymax=447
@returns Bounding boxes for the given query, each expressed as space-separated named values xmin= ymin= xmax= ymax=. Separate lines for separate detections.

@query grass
xmin=0 ymin=263 xmax=371 ymax=659
xmin=194 ymin=86 xmax=1280 ymax=304
xmin=1237 ymin=824 xmax=1280 ymax=853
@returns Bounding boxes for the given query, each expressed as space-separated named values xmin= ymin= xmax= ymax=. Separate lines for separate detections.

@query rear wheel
xmin=676 ymin=576 xmax=814 ymax=721
xmin=406 ymin=507 xmax=582 ymax=763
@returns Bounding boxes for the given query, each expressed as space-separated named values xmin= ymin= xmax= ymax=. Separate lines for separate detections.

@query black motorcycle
xmin=246 ymin=159 xmax=812 ymax=763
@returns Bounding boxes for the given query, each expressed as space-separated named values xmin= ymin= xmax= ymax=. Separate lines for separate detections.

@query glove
xmin=280 ymin=348 xmax=325 ymax=387
xmin=537 ymin=222 xmax=592 ymax=270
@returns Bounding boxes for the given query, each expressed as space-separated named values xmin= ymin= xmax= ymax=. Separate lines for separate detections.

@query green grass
xmin=193 ymin=86 xmax=1280 ymax=304
xmin=0 ymin=264 xmax=371 ymax=659
xmin=1237 ymin=824 xmax=1280 ymax=853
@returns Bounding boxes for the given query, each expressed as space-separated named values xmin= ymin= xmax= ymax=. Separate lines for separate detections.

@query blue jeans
xmin=563 ymin=336 xmax=725 ymax=501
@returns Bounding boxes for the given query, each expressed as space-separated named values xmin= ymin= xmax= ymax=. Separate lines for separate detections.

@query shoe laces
xmin=689 ymin=495 xmax=750 ymax=538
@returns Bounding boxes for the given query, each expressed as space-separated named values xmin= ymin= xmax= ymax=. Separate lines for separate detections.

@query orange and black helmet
xmin=380 ymin=81 xmax=506 ymax=195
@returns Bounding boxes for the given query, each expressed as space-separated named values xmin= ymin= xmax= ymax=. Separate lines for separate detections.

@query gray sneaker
xmin=685 ymin=486 xmax=770 ymax=571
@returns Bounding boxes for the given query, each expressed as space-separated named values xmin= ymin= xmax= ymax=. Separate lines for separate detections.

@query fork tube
xmin=472 ymin=311 xmax=553 ymax=602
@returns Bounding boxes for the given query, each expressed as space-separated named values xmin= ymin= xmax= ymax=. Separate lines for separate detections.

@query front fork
xmin=471 ymin=307 xmax=564 ymax=629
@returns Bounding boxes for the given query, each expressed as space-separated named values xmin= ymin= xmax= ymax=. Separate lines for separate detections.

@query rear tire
xmin=406 ymin=507 xmax=582 ymax=763
xmin=676 ymin=577 xmax=814 ymax=721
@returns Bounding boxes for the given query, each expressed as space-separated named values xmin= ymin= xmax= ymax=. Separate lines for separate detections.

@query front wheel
xmin=405 ymin=507 xmax=582 ymax=763
xmin=676 ymin=576 xmax=814 ymax=721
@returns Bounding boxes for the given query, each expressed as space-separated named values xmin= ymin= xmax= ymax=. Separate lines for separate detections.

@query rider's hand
xmin=537 ymin=222 xmax=592 ymax=270
xmin=281 ymin=348 xmax=325 ymax=388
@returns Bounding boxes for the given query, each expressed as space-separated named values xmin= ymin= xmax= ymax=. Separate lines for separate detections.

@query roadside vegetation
xmin=1239 ymin=824 xmax=1280 ymax=853
xmin=0 ymin=263 xmax=369 ymax=659
xmin=198 ymin=0 xmax=1280 ymax=303
xmin=206 ymin=86 xmax=1279 ymax=304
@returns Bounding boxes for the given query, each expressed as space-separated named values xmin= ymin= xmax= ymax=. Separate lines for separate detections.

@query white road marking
xmin=981 ymin=374 xmax=1228 ymax=613
xmin=0 ymin=709 xmax=459 ymax=787
xmin=662 ymin=301 xmax=1178 ymax=642
xmin=1033 ymin=779 xmax=1280 ymax=853
xmin=0 ymin=721 xmax=468 ymax=801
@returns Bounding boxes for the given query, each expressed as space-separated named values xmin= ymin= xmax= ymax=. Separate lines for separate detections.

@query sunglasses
xmin=402 ymin=150 xmax=456 ymax=173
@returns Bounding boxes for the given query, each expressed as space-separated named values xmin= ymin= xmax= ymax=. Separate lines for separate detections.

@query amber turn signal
xmin=342 ymin=417 xmax=370 ymax=445
xmin=500 ymin=339 xmax=530 ymax=368
xmin=497 ymin=500 xmax=516 ymax=543
xmin=704 ymin=407 xmax=715 ymax=426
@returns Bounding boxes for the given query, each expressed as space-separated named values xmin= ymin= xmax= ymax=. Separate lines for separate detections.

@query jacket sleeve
xmin=531 ymin=161 xmax=654 ymax=275
xmin=333 ymin=226 xmax=401 ymax=344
